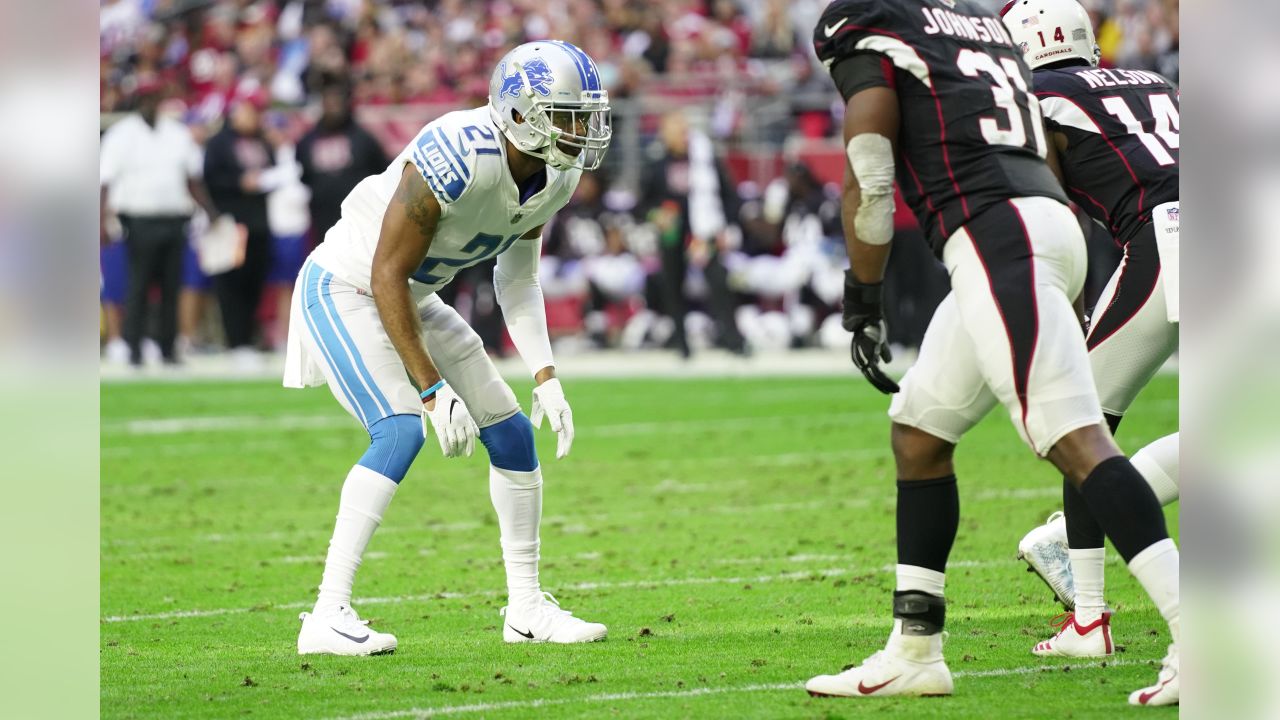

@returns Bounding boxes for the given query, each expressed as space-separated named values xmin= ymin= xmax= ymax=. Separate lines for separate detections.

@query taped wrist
xmin=846 ymin=133 xmax=896 ymax=246
xmin=893 ymin=590 xmax=946 ymax=635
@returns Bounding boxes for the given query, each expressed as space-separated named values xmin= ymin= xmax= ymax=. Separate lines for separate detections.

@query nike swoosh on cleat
xmin=330 ymin=627 xmax=370 ymax=643
xmin=1137 ymin=674 xmax=1176 ymax=705
xmin=507 ymin=624 xmax=535 ymax=639
xmin=857 ymin=676 xmax=900 ymax=695
xmin=824 ymin=18 xmax=848 ymax=37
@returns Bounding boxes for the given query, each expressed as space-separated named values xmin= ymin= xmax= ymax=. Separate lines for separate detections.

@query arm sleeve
xmin=493 ymin=235 xmax=554 ymax=377
xmin=829 ymin=53 xmax=894 ymax=102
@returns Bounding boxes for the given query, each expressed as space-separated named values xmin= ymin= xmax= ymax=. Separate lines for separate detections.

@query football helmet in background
xmin=1001 ymin=0 xmax=1101 ymax=70
xmin=487 ymin=40 xmax=612 ymax=171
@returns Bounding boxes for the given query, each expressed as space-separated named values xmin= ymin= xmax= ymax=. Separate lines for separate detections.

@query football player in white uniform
xmin=284 ymin=41 xmax=612 ymax=655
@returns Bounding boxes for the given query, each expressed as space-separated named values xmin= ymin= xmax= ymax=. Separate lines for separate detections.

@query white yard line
xmin=320 ymin=659 xmax=1143 ymax=720
xmin=102 ymin=555 xmax=1077 ymax=623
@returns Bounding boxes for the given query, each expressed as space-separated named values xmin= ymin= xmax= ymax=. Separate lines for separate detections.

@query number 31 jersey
xmin=311 ymin=106 xmax=580 ymax=296
xmin=1033 ymin=66 xmax=1178 ymax=245
xmin=814 ymin=0 xmax=1066 ymax=254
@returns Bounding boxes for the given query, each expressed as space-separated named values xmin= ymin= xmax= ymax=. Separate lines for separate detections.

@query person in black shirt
xmin=636 ymin=111 xmax=748 ymax=358
xmin=802 ymin=0 xmax=1179 ymax=705
xmin=297 ymin=84 xmax=390 ymax=244
xmin=1000 ymin=1 xmax=1180 ymax=699
xmin=203 ymin=95 xmax=275 ymax=361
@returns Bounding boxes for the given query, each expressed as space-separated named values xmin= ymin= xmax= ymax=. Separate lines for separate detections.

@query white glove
xmin=421 ymin=382 xmax=479 ymax=458
xmin=530 ymin=378 xmax=574 ymax=460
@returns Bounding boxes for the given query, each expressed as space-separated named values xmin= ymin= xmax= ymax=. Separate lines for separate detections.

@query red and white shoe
xmin=1031 ymin=611 xmax=1114 ymax=658
xmin=806 ymin=631 xmax=953 ymax=698
xmin=1129 ymin=643 xmax=1179 ymax=706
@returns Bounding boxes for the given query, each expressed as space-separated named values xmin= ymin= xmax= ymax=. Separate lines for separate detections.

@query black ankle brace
xmin=893 ymin=591 xmax=946 ymax=635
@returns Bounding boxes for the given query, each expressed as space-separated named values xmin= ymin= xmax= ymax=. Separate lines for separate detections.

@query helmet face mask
xmin=488 ymin=42 xmax=612 ymax=171
xmin=1001 ymin=0 xmax=1101 ymax=71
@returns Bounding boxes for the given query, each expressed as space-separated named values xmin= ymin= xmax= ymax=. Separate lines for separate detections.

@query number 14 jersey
xmin=813 ymin=0 xmax=1066 ymax=254
xmin=1034 ymin=66 xmax=1179 ymax=245
xmin=311 ymin=106 xmax=580 ymax=296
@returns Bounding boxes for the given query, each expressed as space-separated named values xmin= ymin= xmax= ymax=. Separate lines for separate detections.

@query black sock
xmin=896 ymin=475 xmax=959 ymax=573
xmin=1063 ymin=477 xmax=1105 ymax=549
xmin=1062 ymin=413 xmax=1124 ymax=550
xmin=1078 ymin=456 xmax=1169 ymax=563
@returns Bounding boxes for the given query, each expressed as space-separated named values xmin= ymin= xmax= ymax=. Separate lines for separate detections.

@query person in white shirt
xmin=285 ymin=41 xmax=613 ymax=655
xmin=100 ymin=77 xmax=217 ymax=366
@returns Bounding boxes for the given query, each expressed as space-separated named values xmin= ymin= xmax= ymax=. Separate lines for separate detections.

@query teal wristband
xmin=419 ymin=380 xmax=446 ymax=401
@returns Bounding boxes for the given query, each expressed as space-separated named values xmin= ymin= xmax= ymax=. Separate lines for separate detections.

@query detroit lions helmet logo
xmin=499 ymin=58 xmax=555 ymax=99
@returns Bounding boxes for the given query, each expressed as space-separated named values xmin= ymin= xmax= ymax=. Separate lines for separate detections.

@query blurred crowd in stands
xmin=100 ymin=0 xmax=1179 ymax=366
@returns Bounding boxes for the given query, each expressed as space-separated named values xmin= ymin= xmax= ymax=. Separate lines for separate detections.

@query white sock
xmin=315 ymin=465 xmax=398 ymax=613
xmin=1127 ymin=538 xmax=1180 ymax=642
xmin=1069 ymin=547 xmax=1107 ymax=623
xmin=489 ymin=464 xmax=543 ymax=608
xmin=896 ymin=564 xmax=945 ymax=597
xmin=1132 ymin=432 xmax=1179 ymax=506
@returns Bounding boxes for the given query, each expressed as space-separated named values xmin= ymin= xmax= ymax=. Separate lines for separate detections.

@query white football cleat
xmin=297 ymin=605 xmax=397 ymax=656
xmin=1129 ymin=644 xmax=1179 ymax=706
xmin=806 ymin=630 xmax=953 ymax=699
xmin=500 ymin=592 xmax=607 ymax=644
xmin=1018 ymin=511 xmax=1075 ymax=609
xmin=1032 ymin=611 xmax=1114 ymax=657
xmin=806 ymin=650 xmax=953 ymax=698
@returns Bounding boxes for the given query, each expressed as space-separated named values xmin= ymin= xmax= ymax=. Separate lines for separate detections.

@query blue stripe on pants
xmin=300 ymin=262 xmax=389 ymax=427
xmin=318 ymin=271 xmax=393 ymax=419
xmin=300 ymin=263 xmax=366 ymax=425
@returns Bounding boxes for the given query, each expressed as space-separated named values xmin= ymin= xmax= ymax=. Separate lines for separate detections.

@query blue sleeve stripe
xmin=436 ymin=129 xmax=471 ymax=180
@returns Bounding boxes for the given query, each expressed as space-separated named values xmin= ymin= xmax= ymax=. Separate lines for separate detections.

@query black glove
xmin=842 ymin=271 xmax=899 ymax=394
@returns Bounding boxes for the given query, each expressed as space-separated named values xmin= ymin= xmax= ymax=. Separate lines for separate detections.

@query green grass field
xmin=101 ymin=373 xmax=1178 ymax=719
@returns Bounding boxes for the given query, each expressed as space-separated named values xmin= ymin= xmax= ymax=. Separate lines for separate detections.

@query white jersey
xmin=310 ymin=106 xmax=580 ymax=297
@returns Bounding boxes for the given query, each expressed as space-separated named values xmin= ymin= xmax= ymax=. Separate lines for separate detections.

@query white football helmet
xmin=488 ymin=41 xmax=611 ymax=171
xmin=1001 ymin=0 xmax=1101 ymax=70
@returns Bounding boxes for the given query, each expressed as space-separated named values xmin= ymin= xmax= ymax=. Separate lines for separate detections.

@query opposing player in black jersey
xmin=1000 ymin=0 xmax=1179 ymax=698
xmin=804 ymin=0 xmax=1179 ymax=705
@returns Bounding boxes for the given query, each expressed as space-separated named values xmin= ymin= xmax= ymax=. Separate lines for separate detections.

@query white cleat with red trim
xmin=1031 ymin=611 xmax=1114 ymax=657
xmin=1129 ymin=643 xmax=1179 ymax=706
xmin=806 ymin=629 xmax=953 ymax=698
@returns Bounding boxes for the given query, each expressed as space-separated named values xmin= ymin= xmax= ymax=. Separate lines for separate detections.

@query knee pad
xmin=358 ymin=414 xmax=425 ymax=482
xmin=479 ymin=412 xmax=538 ymax=472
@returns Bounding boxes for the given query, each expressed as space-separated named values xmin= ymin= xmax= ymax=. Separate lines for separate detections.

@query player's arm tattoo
xmin=395 ymin=166 xmax=441 ymax=240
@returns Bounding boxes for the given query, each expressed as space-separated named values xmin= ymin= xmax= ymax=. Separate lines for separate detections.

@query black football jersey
xmin=814 ymin=0 xmax=1066 ymax=254
xmin=1033 ymin=65 xmax=1179 ymax=245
